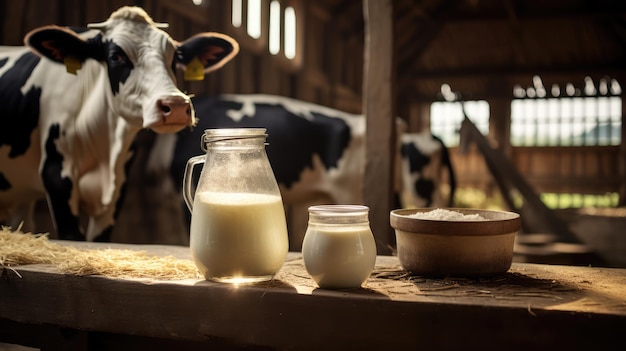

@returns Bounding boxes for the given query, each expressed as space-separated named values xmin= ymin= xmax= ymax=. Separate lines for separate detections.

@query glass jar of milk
xmin=302 ymin=205 xmax=377 ymax=289
xmin=183 ymin=128 xmax=288 ymax=284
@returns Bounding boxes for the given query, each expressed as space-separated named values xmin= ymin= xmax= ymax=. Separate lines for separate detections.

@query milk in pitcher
xmin=190 ymin=191 xmax=289 ymax=283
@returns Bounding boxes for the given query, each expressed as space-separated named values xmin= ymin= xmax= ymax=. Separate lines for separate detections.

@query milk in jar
xmin=302 ymin=205 xmax=376 ymax=289
xmin=190 ymin=191 xmax=289 ymax=283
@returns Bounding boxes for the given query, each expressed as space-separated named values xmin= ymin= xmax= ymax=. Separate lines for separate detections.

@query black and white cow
xmin=148 ymin=94 xmax=455 ymax=246
xmin=0 ymin=6 xmax=238 ymax=241
xmin=164 ymin=94 xmax=368 ymax=207
xmin=399 ymin=132 xmax=456 ymax=208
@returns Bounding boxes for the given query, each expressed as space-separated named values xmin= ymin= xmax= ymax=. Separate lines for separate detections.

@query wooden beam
xmin=2 ymin=244 xmax=626 ymax=350
xmin=399 ymin=63 xmax=626 ymax=86
xmin=433 ymin=3 xmax=626 ymax=23
xmin=362 ymin=0 xmax=395 ymax=255
xmin=395 ymin=0 xmax=455 ymax=75
xmin=458 ymin=117 xmax=603 ymax=258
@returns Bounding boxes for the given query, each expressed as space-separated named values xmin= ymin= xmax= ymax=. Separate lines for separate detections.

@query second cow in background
xmin=147 ymin=94 xmax=455 ymax=249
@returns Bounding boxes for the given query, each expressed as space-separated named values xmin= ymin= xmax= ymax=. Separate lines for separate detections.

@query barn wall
xmin=451 ymin=146 xmax=623 ymax=195
xmin=0 ymin=0 xmax=364 ymax=107
xmin=150 ymin=0 xmax=366 ymax=111
xmin=2 ymin=1 xmax=623 ymax=201
xmin=2 ymin=1 xmax=623 ymax=245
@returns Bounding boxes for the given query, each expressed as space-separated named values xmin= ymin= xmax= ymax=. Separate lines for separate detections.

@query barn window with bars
xmin=510 ymin=76 xmax=622 ymax=147
xmin=510 ymin=76 xmax=622 ymax=208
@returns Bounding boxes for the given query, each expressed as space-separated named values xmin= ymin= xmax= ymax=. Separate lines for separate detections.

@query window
xmin=430 ymin=92 xmax=490 ymax=148
xmin=511 ymin=76 xmax=622 ymax=146
xmin=430 ymin=100 xmax=490 ymax=146
xmin=247 ymin=0 xmax=262 ymax=39
xmin=269 ymin=1 xmax=281 ymax=55
xmin=231 ymin=0 xmax=299 ymax=61
xmin=430 ymin=84 xmax=489 ymax=146
xmin=284 ymin=6 xmax=296 ymax=59
xmin=232 ymin=0 xmax=243 ymax=27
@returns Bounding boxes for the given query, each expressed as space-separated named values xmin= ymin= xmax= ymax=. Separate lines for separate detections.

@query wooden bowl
xmin=390 ymin=208 xmax=521 ymax=277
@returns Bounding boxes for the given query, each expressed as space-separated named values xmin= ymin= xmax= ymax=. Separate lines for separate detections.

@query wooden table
xmin=1 ymin=242 xmax=625 ymax=350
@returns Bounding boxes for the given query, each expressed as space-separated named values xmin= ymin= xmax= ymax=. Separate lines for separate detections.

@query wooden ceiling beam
xmin=333 ymin=0 xmax=363 ymax=20
xmin=434 ymin=4 xmax=626 ymax=23
xmin=395 ymin=23 xmax=442 ymax=71
xmin=321 ymin=1 xmax=363 ymax=38
xmin=604 ymin=16 xmax=626 ymax=46
xmin=401 ymin=62 xmax=626 ymax=81
xmin=395 ymin=0 xmax=455 ymax=73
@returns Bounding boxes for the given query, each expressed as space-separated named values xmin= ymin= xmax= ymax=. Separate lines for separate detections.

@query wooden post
xmin=617 ymin=91 xmax=626 ymax=207
xmin=362 ymin=0 xmax=395 ymax=255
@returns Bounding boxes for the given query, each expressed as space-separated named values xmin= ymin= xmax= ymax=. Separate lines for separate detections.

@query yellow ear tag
xmin=184 ymin=57 xmax=205 ymax=81
xmin=64 ymin=56 xmax=82 ymax=75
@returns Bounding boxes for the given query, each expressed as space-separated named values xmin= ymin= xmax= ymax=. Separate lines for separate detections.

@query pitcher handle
xmin=183 ymin=154 xmax=205 ymax=212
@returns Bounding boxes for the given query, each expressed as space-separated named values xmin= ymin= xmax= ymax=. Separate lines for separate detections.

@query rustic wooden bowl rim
xmin=390 ymin=208 xmax=521 ymax=236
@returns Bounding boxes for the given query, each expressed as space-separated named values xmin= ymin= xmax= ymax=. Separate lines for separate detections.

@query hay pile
xmin=0 ymin=227 xmax=200 ymax=280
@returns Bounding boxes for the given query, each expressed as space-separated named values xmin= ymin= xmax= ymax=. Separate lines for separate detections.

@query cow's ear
xmin=176 ymin=33 xmax=239 ymax=75
xmin=25 ymin=25 xmax=92 ymax=64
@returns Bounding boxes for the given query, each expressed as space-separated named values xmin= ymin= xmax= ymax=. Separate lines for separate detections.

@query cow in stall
xmin=399 ymin=132 xmax=456 ymax=209
xmin=0 ymin=6 xmax=238 ymax=241
xmin=147 ymin=94 xmax=455 ymax=249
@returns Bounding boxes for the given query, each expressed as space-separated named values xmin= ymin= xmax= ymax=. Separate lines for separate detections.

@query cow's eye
xmin=110 ymin=54 xmax=123 ymax=63
xmin=109 ymin=52 xmax=128 ymax=65
xmin=107 ymin=45 xmax=130 ymax=67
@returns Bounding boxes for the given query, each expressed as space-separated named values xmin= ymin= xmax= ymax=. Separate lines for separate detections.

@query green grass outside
xmin=453 ymin=187 xmax=620 ymax=210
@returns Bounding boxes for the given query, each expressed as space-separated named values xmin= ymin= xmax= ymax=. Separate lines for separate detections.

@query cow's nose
xmin=157 ymin=96 xmax=190 ymax=116
xmin=157 ymin=96 xmax=193 ymax=126
xmin=160 ymin=103 xmax=171 ymax=114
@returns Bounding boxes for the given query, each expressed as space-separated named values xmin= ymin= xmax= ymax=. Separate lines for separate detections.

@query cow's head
xmin=23 ymin=6 xmax=239 ymax=133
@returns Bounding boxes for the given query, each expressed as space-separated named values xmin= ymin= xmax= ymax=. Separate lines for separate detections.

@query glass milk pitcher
xmin=183 ymin=128 xmax=289 ymax=284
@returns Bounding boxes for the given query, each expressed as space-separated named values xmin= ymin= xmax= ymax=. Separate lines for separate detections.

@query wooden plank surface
xmin=1 ymin=241 xmax=625 ymax=350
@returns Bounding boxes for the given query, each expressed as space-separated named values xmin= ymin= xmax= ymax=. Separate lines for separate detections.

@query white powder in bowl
xmin=407 ymin=208 xmax=487 ymax=221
